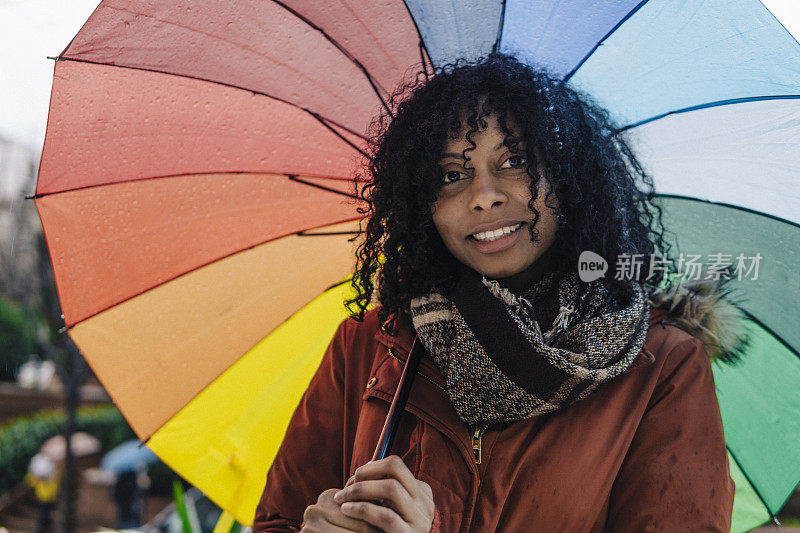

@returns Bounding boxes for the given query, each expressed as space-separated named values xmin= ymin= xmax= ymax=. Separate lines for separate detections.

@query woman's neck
xmin=495 ymin=246 xmax=556 ymax=293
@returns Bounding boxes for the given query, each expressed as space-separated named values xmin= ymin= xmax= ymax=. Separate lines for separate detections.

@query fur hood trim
xmin=646 ymin=277 xmax=750 ymax=365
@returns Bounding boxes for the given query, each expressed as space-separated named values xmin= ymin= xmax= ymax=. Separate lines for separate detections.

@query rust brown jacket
xmin=253 ymin=281 xmax=738 ymax=532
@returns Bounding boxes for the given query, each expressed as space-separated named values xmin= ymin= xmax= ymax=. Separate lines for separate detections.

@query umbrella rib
xmin=78 ymin=1 xmax=391 ymax=117
xmin=615 ymin=95 xmax=800 ymax=133
xmin=419 ymin=42 xmax=430 ymax=81
xmin=28 ymin=170 xmax=356 ymax=200
xmin=725 ymin=443 xmax=780 ymax=524
xmin=561 ymin=0 xmax=652 ymax=85
xmin=287 ymin=175 xmax=360 ymax=200
xmin=49 ymin=56 xmax=368 ymax=143
xmin=492 ymin=0 xmax=508 ymax=54
xmin=54 ymin=215 xmax=362 ymax=334
xmin=309 ymin=112 xmax=370 ymax=160
xmin=399 ymin=0 xmax=435 ymax=72
xmin=654 ymin=193 xmax=800 ymax=231
xmin=738 ymin=307 xmax=800 ymax=361
xmin=268 ymin=0 xmax=391 ymax=115
xmin=297 ymin=230 xmax=360 ymax=236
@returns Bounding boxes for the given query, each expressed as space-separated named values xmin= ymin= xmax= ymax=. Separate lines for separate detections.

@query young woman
xmin=253 ymin=53 xmax=744 ymax=532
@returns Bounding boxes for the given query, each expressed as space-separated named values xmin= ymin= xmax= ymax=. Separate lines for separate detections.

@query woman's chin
xmin=472 ymin=257 xmax=540 ymax=279
xmin=474 ymin=253 xmax=555 ymax=290
xmin=478 ymin=265 xmax=529 ymax=280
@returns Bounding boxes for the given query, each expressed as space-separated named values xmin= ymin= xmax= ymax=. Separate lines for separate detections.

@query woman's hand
xmin=333 ymin=455 xmax=435 ymax=533
xmin=301 ymin=488 xmax=381 ymax=532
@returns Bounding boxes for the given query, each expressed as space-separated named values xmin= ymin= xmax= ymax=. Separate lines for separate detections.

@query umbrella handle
xmin=372 ymin=337 xmax=425 ymax=461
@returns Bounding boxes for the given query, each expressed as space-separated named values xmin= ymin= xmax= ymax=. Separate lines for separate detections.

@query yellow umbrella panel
xmin=66 ymin=221 xmax=360 ymax=524
xmin=148 ymin=278 xmax=358 ymax=524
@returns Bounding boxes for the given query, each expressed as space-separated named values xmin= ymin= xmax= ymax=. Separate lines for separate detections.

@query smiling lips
xmin=468 ymin=222 xmax=526 ymax=254
xmin=471 ymin=222 xmax=523 ymax=242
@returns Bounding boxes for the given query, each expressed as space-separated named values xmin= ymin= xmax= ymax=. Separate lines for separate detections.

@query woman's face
xmin=432 ymin=113 xmax=560 ymax=286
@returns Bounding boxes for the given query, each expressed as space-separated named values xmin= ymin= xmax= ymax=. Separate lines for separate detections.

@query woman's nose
xmin=468 ymin=170 xmax=506 ymax=211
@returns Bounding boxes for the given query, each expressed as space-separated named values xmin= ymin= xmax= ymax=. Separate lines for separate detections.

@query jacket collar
xmin=373 ymin=312 xmax=449 ymax=390
xmin=374 ymin=312 xmax=416 ymax=355
xmin=646 ymin=276 xmax=748 ymax=364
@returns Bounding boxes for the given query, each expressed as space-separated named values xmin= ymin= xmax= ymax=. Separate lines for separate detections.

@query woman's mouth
xmin=470 ymin=223 xmax=523 ymax=242
xmin=468 ymin=223 xmax=525 ymax=253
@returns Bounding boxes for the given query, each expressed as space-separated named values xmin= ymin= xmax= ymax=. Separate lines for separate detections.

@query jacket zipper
xmin=470 ymin=423 xmax=490 ymax=464
xmin=466 ymin=423 xmax=492 ymax=533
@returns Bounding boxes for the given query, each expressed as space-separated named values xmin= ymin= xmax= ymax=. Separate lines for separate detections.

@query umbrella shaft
xmin=372 ymin=338 xmax=424 ymax=461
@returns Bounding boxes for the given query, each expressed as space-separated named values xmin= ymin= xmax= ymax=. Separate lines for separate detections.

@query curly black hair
xmin=347 ymin=52 xmax=678 ymax=334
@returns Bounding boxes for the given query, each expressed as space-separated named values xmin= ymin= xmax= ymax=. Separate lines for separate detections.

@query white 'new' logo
xmin=578 ymin=251 xmax=608 ymax=282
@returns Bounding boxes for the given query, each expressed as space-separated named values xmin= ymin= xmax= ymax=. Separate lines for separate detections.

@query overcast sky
xmin=1 ymin=0 xmax=798 ymax=154
xmin=1 ymin=0 xmax=100 ymax=150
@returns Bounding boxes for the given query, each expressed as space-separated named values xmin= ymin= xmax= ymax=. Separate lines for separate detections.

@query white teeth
xmin=472 ymin=223 xmax=522 ymax=242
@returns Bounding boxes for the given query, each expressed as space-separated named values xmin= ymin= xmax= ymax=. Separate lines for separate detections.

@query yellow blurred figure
xmin=24 ymin=453 xmax=63 ymax=532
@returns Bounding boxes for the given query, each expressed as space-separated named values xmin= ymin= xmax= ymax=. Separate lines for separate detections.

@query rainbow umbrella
xmin=34 ymin=0 xmax=800 ymax=530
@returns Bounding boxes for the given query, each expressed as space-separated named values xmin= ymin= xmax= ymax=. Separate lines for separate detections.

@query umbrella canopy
xmin=100 ymin=439 xmax=160 ymax=474
xmin=35 ymin=0 xmax=800 ymax=529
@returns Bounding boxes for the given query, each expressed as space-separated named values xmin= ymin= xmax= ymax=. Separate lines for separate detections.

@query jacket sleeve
xmin=252 ymin=319 xmax=351 ymax=532
xmin=604 ymin=336 xmax=735 ymax=532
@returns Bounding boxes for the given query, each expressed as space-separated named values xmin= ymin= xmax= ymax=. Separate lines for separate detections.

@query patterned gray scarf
xmin=409 ymin=267 xmax=651 ymax=426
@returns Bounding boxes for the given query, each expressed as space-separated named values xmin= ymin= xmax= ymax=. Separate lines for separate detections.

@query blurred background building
xmin=0 ymin=136 xmax=42 ymax=311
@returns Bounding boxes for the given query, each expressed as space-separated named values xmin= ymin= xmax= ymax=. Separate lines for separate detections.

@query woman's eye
xmin=442 ymin=170 xmax=463 ymax=184
xmin=502 ymin=155 xmax=528 ymax=169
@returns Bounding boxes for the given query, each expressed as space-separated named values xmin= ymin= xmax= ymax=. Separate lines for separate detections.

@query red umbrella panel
xmin=36 ymin=57 xmax=375 ymax=440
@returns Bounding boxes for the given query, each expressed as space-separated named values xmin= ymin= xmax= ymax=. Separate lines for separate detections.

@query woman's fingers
xmin=339 ymin=500 xmax=407 ymax=532
xmin=300 ymin=520 xmax=363 ymax=533
xmin=337 ymin=456 xmax=435 ymax=532
xmin=349 ymin=456 xmax=420 ymax=498
xmin=335 ymin=478 xmax=418 ymax=522
xmin=301 ymin=488 xmax=381 ymax=533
